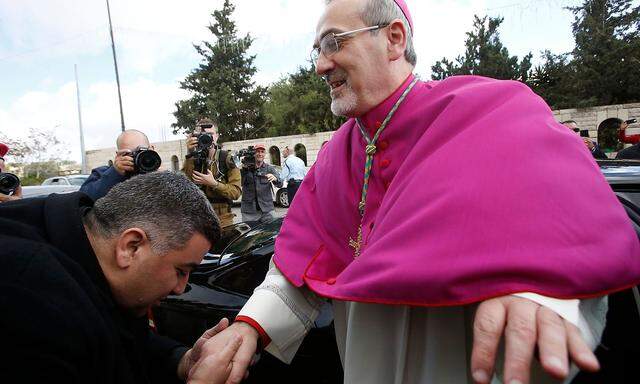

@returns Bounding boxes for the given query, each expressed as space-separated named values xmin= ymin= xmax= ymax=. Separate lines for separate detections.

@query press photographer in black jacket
xmin=240 ymin=144 xmax=282 ymax=223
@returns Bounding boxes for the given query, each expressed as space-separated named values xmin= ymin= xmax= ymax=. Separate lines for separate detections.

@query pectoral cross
xmin=348 ymin=225 xmax=363 ymax=259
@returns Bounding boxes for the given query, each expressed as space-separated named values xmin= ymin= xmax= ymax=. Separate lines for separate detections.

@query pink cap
xmin=394 ymin=0 xmax=413 ymax=34
xmin=0 ymin=143 xmax=8 ymax=157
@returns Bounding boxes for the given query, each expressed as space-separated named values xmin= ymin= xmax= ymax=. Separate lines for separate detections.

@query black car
xmin=154 ymin=160 xmax=640 ymax=384
xmin=153 ymin=219 xmax=343 ymax=384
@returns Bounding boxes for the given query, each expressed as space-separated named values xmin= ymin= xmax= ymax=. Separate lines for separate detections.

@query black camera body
xmin=129 ymin=147 xmax=162 ymax=175
xmin=187 ymin=133 xmax=216 ymax=173
xmin=237 ymin=146 xmax=257 ymax=172
xmin=0 ymin=171 xmax=20 ymax=195
xmin=626 ymin=119 xmax=637 ymax=125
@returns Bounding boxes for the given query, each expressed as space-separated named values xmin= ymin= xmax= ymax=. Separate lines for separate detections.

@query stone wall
xmin=86 ymin=102 xmax=640 ymax=170
xmin=552 ymin=102 xmax=640 ymax=146
xmin=85 ymin=131 xmax=336 ymax=172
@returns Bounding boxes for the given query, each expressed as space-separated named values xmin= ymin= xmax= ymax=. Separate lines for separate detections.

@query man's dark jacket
xmin=80 ymin=165 xmax=128 ymax=201
xmin=240 ymin=162 xmax=283 ymax=214
xmin=616 ymin=143 xmax=640 ymax=160
xmin=0 ymin=192 xmax=186 ymax=383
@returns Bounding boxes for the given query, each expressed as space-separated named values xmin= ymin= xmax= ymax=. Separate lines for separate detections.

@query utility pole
xmin=106 ymin=0 xmax=125 ymax=131
xmin=74 ymin=64 xmax=88 ymax=174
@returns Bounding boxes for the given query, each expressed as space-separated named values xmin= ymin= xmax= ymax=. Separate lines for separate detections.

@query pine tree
xmin=528 ymin=51 xmax=579 ymax=109
xmin=431 ymin=16 xmax=532 ymax=83
xmin=172 ymin=0 xmax=267 ymax=141
xmin=568 ymin=0 xmax=640 ymax=107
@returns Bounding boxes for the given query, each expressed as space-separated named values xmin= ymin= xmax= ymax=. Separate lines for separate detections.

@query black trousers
xmin=287 ymin=179 xmax=302 ymax=205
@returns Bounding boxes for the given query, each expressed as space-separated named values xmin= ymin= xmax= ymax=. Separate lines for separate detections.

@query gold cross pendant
xmin=348 ymin=225 xmax=363 ymax=259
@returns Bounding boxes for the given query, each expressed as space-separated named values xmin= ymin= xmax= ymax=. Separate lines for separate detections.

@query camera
xmin=236 ymin=146 xmax=257 ymax=171
xmin=129 ymin=147 xmax=162 ymax=175
xmin=626 ymin=119 xmax=637 ymax=125
xmin=0 ymin=171 xmax=20 ymax=195
xmin=186 ymin=133 xmax=216 ymax=173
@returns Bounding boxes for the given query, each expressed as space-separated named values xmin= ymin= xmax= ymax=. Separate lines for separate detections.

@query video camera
xmin=0 ymin=171 xmax=20 ymax=195
xmin=128 ymin=147 xmax=162 ymax=175
xmin=236 ymin=146 xmax=257 ymax=172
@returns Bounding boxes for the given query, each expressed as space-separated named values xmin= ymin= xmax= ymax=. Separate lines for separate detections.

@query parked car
xmin=21 ymin=184 xmax=80 ymax=198
xmin=570 ymin=160 xmax=640 ymax=383
xmin=19 ymin=174 xmax=90 ymax=199
xmin=41 ymin=174 xmax=90 ymax=186
xmin=154 ymin=160 xmax=640 ymax=383
xmin=153 ymin=218 xmax=343 ymax=383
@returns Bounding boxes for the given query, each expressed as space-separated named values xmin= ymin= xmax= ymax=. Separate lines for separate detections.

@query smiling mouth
xmin=329 ymin=80 xmax=346 ymax=90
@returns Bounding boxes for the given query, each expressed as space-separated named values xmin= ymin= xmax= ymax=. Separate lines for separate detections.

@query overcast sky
xmin=0 ymin=0 xmax=583 ymax=162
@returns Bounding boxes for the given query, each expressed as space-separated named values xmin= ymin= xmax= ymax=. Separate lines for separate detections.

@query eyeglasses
xmin=310 ymin=25 xmax=388 ymax=64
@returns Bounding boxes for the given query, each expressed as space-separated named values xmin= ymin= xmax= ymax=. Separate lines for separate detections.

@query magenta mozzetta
xmin=273 ymin=74 xmax=640 ymax=306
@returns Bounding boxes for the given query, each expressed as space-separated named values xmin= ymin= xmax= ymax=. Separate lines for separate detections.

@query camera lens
xmin=134 ymin=150 xmax=162 ymax=174
xmin=0 ymin=172 xmax=20 ymax=195
xmin=198 ymin=133 xmax=213 ymax=147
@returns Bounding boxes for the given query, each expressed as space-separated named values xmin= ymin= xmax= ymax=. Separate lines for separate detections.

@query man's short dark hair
xmin=84 ymin=171 xmax=220 ymax=253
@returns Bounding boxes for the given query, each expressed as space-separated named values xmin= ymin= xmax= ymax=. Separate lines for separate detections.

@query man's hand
xmin=187 ymin=334 xmax=242 ymax=384
xmin=0 ymin=185 xmax=22 ymax=202
xmin=582 ymin=138 xmax=595 ymax=150
xmin=265 ymin=174 xmax=277 ymax=183
xmin=187 ymin=136 xmax=199 ymax=152
xmin=471 ymin=296 xmax=599 ymax=384
xmin=178 ymin=318 xmax=231 ymax=380
xmin=199 ymin=321 xmax=259 ymax=384
xmin=113 ymin=150 xmax=134 ymax=176
xmin=193 ymin=170 xmax=218 ymax=187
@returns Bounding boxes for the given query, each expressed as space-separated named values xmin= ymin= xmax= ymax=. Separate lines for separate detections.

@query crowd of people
xmin=1 ymin=0 xmax=640 ymax=384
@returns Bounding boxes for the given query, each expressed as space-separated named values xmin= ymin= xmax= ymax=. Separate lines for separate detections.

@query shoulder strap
xmin=217 ymin=150 xmax=229 ymax=178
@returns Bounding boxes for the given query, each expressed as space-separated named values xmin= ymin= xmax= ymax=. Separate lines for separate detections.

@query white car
xmin=41 ymin=174 xmax=90 ymax=186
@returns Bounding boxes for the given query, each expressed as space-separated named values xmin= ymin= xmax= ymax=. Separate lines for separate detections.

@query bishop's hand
xmin=470 ymin=296 xmax=599 ymax=384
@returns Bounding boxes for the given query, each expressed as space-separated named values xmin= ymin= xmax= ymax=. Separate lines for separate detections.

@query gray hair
xmin=84 ymin=171 xmax=220 ymax=254
xmin=326 ymin=0 xmax=417 ymax=66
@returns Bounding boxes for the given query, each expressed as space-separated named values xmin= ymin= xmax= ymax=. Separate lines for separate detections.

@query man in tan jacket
xmin=182 ymin=118 xmax=241 ymax=227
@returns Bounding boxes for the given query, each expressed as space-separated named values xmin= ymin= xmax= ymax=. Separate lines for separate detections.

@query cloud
xmin=0 ymin=0 xmax=580 ymax=166
xmin=0 ymin=78 xmax=187 ymax=163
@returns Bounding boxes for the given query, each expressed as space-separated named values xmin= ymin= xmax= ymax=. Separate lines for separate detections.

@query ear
xmin=114 ymin=228 xmax=150 ymax=269
xmin=386 ymin=19 xmax=408 ymax=61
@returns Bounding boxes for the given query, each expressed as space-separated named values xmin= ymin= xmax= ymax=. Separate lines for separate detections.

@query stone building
xmin=85 ymin=131 xmax=335 ymax=172
xmin=86 ymin=102 xmax=640 ymax=170
xmin=553 ymin=102 xmax=640 ymax=154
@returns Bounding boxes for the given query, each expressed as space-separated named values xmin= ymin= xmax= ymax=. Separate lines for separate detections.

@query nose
xmin=315 ymin=52 xmax=334 ymax=77
xmin=172 ymin=274 xmax=189 ymax=295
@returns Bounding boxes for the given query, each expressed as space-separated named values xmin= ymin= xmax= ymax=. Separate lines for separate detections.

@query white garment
xmin=239 ymin=260 xmax=607 ymax=384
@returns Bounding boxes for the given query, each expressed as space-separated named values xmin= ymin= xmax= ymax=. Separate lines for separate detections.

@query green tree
xmin=172 ymin=0 xmax=266 ymax=141
xmin=528 ymin=51 xmax=579 ymax=109
xmin=431 ymin=16 xmax=532 ymax=83
xmin=263 ymin=64 xmax=345 ymax=137
xmin=568 ymin=0 xmax=640 ymax=107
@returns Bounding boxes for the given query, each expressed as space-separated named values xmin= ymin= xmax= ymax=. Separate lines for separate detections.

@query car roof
xmin=597 ymin=160 xmax=640 ymax=185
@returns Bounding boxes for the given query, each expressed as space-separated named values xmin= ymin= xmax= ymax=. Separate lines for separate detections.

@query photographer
xmin=0 ymin=142 xmax=22 ymax=203
xmin=182 ymin=118 xmax=241 ymax=228
xmin=80 ymin=129 xmax=161 ymax=201
xmin=240 ymin=143 xmax=282 ymax=223
xmin=561 ymin=120 xmax=608 ymax=159
xmin=616 ymin=119 xmax=640 ymax=159
xmin=617 ymin=118 xmax=639 ymax=144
